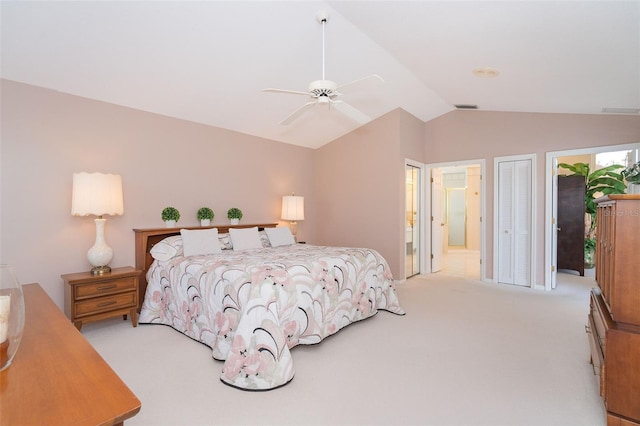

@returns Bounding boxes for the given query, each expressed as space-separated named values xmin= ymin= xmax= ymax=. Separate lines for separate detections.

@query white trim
xmin=494 ymin=153 xmax=537 ymax=288
xmin=424 ymin=158 xmax=486 ymax=281
xmin=544 ymin=142 xmax=640 ymax=291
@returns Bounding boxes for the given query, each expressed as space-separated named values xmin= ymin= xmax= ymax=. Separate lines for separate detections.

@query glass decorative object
xmin=0 ymin=264 xmax=25 ymax=371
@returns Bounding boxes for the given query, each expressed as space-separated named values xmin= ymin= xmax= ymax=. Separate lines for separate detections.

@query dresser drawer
xmin=587 ymin=314 xmax=604 ymax=372
xmin=591 ymin=292 xmax=609 ymax=353
xmin=75 ymin=277 xmax=136 ymax=299
xmin=607 ymin=413 xmax=640 ymax=425
xmin=75 ymin=292 xmax=136 ymax=317
xmin=606 ymin=329 xmax=640 ymax=422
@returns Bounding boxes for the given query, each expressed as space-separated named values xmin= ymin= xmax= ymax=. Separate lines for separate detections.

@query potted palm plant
xmin=197 ymin=207 xmax=214 ymax=226
xmin=161 ymin=206 xmax=180 ymax=228
xmin=227 ymin=207 xmax=243 ymax=225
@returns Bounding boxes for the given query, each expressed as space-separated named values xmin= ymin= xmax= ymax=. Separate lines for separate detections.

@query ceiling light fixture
xmin=472 ymin=67 xmax=500 ymax=78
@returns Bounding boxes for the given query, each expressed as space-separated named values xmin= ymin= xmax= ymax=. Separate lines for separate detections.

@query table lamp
xmin=281 ymin=193 xmax=304 ymax=238
xmin=71 ymin=172 xmax=124 ymax=275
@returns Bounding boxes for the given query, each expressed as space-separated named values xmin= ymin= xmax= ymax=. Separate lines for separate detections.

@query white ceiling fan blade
xmin=280 ymin=100 xmax=318 ymax=125
xmin=266 ymin=13 xmax=381 ymax=126
xmin=335 ymin=74 xmax=384 ymax=94
xmin=263 ymin=88 xmax=310 ymax=96
xmin=330 ymin=100 xmax=371 ymax=124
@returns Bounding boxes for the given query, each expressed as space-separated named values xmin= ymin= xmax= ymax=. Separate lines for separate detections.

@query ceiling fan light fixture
xmin=472 ymin=67 xmax=500 ymax=78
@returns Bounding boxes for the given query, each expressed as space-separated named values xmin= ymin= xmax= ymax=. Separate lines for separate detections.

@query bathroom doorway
xmin=405 ymin=163 xmax=421 ymax=278
xmin=428 ymin=161 xmax=484 ymax=280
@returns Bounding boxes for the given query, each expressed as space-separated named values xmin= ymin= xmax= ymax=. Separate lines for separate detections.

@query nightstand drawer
xmin=75 ymin=277 xmax=136 ymax=299
xmin=75 ymin=292 xmax=136 ymax=317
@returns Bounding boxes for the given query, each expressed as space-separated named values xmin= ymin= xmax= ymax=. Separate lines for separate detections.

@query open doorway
xmin=427 ymin=160 xmax=485 ymax=280
xmin=405 ymin=163 xmax=421 ymax=278
xmin=545 ymin=143 xmax=640 ymax=290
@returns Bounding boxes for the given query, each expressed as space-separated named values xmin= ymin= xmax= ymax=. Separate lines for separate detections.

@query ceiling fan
xmin=263 ymin=11 xmax=383 ymax=126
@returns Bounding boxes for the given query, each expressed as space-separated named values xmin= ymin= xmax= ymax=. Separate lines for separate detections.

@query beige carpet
xmin=83 ymin=273 xmax=606 ymax=426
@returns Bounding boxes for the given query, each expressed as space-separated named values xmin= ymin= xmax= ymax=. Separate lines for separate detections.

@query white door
xmin=431 ymin=168 xmax=444 ymax=272
xmin=497 ymin=159 xmax=532 ymax=286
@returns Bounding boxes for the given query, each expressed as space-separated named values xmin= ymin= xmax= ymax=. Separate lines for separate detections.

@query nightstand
xmin=62 ymin=266 xmax=141 ymax=331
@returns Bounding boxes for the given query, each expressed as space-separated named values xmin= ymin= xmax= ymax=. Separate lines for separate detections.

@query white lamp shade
xmin=281 ymin=195 xmax=304 ymax=221
xmin=72 ymin=173 xmax=124 ymax=216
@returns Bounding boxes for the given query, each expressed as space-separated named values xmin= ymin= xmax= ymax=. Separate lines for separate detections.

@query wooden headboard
xmin=133 ymin=223 xmax=278 ymax=311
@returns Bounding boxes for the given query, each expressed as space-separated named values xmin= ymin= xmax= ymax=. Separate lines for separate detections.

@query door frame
xmin=544 ymin=142 xmax=640 ymax=290
xmin=425 ymin=159 xmax=486 ymax=281
xmin=404 ymin=160 xmax=424 ymax=278
xmin=405 ymin=159 xmax=427 ymax=279
xmin=494 ymin=153 xmax=537 ymax=288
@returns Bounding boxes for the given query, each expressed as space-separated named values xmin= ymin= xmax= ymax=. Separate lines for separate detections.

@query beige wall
xmin=0 ymin=79 xmax=316 ymax=308
xmin=424 ymin=110 xmax=640 ymax=285
xmin=314 ymin=109 xmax=425 ymax=280
xmin=3 ymin=79 xmax=639 ymax=311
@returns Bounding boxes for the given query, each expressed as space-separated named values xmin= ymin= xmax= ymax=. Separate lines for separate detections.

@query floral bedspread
xmin=139 ymin=244 xmax=405 ymax=390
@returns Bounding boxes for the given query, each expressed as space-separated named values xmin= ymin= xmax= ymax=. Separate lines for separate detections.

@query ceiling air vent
xmin=454 ymin=104 xmax=478 ymax=110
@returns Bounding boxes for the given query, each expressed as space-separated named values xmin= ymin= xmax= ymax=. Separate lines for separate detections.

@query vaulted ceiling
xmin=2 ymin=1 xmax=639 ymax=149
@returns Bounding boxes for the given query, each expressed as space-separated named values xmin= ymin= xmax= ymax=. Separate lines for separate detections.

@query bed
xmin=134 ymin=224 xmax=405 ymax=390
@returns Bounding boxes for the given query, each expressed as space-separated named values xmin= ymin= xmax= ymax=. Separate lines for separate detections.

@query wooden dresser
xmin=587 ymin=194 xmax=640 ymax=425
xmin=0 ymin=283 xmax=140 ymax=425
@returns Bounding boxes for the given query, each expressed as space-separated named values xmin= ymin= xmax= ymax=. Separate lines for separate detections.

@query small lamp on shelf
xmin=281 ymin=193 xmax=304 ymax=239
xmin=71 ymin=172 xmax=124 ymax=275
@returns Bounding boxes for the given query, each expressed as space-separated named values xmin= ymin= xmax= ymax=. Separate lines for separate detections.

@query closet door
xmin=497 ymin=159 xmax=532 ymax=286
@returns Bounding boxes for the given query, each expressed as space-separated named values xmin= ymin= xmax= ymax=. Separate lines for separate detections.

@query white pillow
xmin=229 ymin=227 xmax=263 ymax=250
xmin=265 ymin=227 xmax=295 ymax=247
xmin=150 ymin=235 xmax=183 ymax=261
xmin=180 ymin=228 xmax=222 ymax=257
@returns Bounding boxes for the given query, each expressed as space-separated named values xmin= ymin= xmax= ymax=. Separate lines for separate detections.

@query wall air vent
xmin=602 ymin=107 xmax=640 ymax=114
xmin=454 ymin=104 xmax=478 ymax=110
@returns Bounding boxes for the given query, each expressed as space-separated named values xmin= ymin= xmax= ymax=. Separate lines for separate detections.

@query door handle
xmin=557 ymin=227 xmax=561 ymax=231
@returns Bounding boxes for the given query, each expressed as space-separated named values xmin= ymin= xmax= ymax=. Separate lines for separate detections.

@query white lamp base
xmin=87 ymin=218 xmax=113 ymax=275
xmin=289 ymin=221 xmax=298 ymax=241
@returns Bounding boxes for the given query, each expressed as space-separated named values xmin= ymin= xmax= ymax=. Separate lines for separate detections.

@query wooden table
xmin=0 ymin=283 xmax=141 ymax=425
